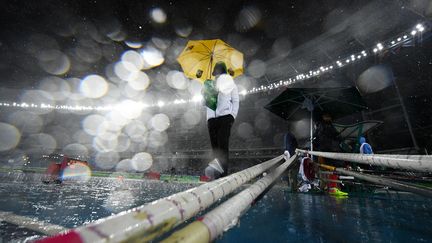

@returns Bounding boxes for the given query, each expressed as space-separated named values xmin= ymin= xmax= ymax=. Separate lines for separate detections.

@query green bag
xmin=203 ymin=79 xmax=218 ymax=111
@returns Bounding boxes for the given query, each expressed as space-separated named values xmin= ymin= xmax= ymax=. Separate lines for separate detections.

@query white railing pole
xmin=296 ymin=149 xmax=432 ymax=172
xmin=162 ymin=155 xmax=298 ymax=243
xmin=37 ymin=155 xmax=284 ymax=243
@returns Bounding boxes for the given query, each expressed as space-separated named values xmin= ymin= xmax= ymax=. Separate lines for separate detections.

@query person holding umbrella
xmin=203 ymin=62 xmax=239 ymax=180
xmin=176 ymin=39 xmax=243 ymax=180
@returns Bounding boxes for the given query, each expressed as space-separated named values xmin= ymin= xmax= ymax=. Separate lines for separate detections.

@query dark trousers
xmin=207 ymin=114 xmax=234 ymax=176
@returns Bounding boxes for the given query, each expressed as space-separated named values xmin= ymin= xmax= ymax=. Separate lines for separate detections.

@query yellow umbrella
xmin=177 ymin=39 xmax=244 ymax=82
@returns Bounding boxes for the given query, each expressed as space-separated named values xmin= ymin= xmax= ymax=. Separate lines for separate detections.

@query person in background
xmin=283 ymin=132 xmax=299 ymax=191
xmin=203 ymin=62 xmax=239 ymax=180
xmin=297 ymin=154 xmax=319 ymax=192
xmin=284 ymin=131 xmax=298 ymax=158
xmin=359 ymin=136 xmax=373 ymax=154
xmin=314 ymin=113 xmax=347 ymax=196
xmin=314 ymin=113 xmax=341 ymax=153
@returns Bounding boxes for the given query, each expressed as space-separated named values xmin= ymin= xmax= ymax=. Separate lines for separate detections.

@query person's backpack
xmin=203 ymin=79 xmax=218 ymax=110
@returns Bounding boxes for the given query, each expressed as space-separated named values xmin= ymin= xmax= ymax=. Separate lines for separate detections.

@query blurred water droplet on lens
xmin=114 ymin=61 xmax=139 ymax=81
xmin=271 ymin=36 xmax=292 ymax=57
xmin=95 ymin=151 xmax=120 ymax=170
xmin=125 ymin=40 xmax=143 ymax=49
xmin=83 ymin=114 xmax=106 ymax=136
xmin=183 ymin=109 xmax=201 ymax=126
xmin=128 ymin=71 xmax=150 ymax=91
xmin=27 ymin=133 xmax=57 ymax=154
xmin=115 ymin=100 xmax=143 ymax=119
xmin=62 ymin=162 xmax=92 ymax=183
xmin=148 ymin=131 xmax=168 ymax=148
xmin=230 ymin=52 xmax=243 ymax=70
xmin=174 ymin=19 xmax=193 ymax=37
xmin=254 ymin=113 xmax=271 ymax=132
xmin=63 ymin=143 xmax=89 ymax=157
xmin=121 ymin=50 xmax=144 ymax=70
xmin=151 ymin=37 xmax=171 ymax=50
xmin=356 ymin=65 xmax=393 ymax=94
xmin=7 ymin=111 xmax=43 ymax=134
xmin=150 ymin=8 xmax=167 ymax=24
xmin=107 ymin=30 xmax=126 ymax=42
xmin=167 ymin=70 xmax=188 ymax=90
xmin=74 ymin=40 xmax=102 ymax=63
xmin=97 ymin=121 xmax=121 ymax=140
xmin=236 ymin=75 xmax=254 ymax=91
xmin=151 ymin=113 xmax=170 ymax=132
xmin=205 ymin=13 xmax=224 ymax=32
xmin=131 ymin=152 xmax=153 ymax=172
xmin=115 ymin=134 xmax=131 ymax=152
xmin=323 ymin=8 xmax=350 ymax=33
xmin=0 ymin=123 xmax=21 ymax=151
xmin=39 ymin=76 xmax=71 ymax=101
xmin=20 ymin=90 xmax=55 ymax=114
xmin=73 ymin=130 xmax=93 ymax=145
xmin=291 ymin=119 xmax=310 ymax=139
xmin=80 ymin=74 xmax=109 ymax=98
xmin=141 ymin=47 xmax=165 ymax=69
xmin=237 ymin=122 xmax=254 ymax=139
xmin=93 ymin=136 xmax=118 ymax=152
xmin=240 ymin=39 xmax=259 ymax=57
xmin=125 ymin=121 xmax=147 ymax=142
xmin=106 ymin=110 xmax=130 ymax=127
xmin=247 ymin=59 xmax=266 ymax=78
xmin=235 ymin=6 xmax=262 ymax=32
xmin=116 ymin=159 xmax=133 ymax=172
xmin=26 ymin=34 xmax=59 ymax=55
xmin=188 ymin=79 xmax=203 ymax=95
xmin=37 ymin=49 xmax=71 ymax=75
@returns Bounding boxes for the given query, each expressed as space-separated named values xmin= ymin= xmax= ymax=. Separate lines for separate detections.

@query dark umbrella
xmin=265 ymin=87 xmax=368 ymax=151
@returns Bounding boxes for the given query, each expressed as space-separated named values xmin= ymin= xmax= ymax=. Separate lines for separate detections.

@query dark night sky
xmin=0 ymin=0 xmax=428 ymax=88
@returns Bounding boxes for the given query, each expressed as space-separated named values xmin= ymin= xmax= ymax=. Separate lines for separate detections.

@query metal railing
xmin=37 ymin=155 xmax=285 ymax=243
xmin=296 ymin=149 xmax=432 ymax=172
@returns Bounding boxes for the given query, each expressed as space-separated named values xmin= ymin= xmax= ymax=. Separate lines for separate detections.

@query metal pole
xmin=310 ymin=110 xmax=313 ymax=152
xmin=317 ymin=163 xmax=432 ymax=198
xmin=393 ymin=78 xmax=419 ymax=151
xmin=296 ymin=149 xmax=432 ymax=172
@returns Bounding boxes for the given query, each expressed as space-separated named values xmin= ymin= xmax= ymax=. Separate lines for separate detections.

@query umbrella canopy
xmin=265 ymin=87 xmax=368 ymax=151
xmin=265 ymin=87 xmax=368 ymax=120
xmin=177 ymin=39 xmax=244 ymax=82
xmin=334 ymin=120 xmax=383 ymax=140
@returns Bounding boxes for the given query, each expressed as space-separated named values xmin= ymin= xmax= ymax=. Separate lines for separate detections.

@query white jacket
xmin=206 ymin=83 xmax=239 ymax=120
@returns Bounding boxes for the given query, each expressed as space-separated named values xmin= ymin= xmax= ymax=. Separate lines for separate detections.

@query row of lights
xmin=0 ymin=95 xmax=205 ymax=112
xmin=0 ymin=24 xmax=427 ymax=112
xmin=245 ymin=23 xmax=427 ymax=95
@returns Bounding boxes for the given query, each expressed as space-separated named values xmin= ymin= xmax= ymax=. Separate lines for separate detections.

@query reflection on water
xmin=220 ymin=189 xmax=432 ymax=243
xmin=1 ymin=175 xmax=432 ymax=242
xmin=0 ymin=174 xmax=195 ymax=242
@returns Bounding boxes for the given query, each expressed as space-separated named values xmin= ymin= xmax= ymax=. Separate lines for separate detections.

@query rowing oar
xmin=317 ymin=163 xmax=432 ymax=198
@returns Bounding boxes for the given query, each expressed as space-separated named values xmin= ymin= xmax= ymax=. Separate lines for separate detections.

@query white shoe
xmin=208 ymin=158 xmax=224 ymax=174
xmin=205 ymin=159 xmax=224 ymax=180
xmin=284 ymin=150 xmax=291 ymax=160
